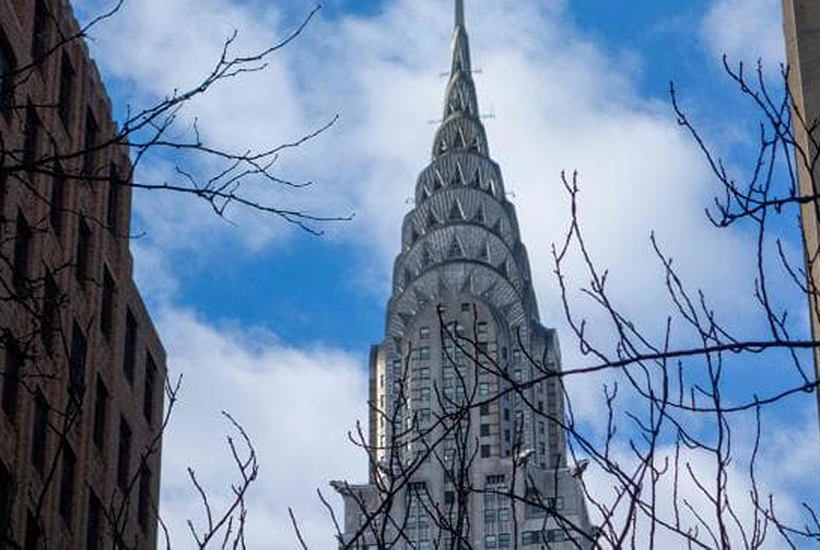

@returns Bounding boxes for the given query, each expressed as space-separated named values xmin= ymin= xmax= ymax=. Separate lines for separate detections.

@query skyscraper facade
xmin=782 ymin=0 xmax=820 ymax=439
xmin=334 ymin=2 xmax=592 ymax=548
xmin=0 ymin=1 xmax=165 ymax=548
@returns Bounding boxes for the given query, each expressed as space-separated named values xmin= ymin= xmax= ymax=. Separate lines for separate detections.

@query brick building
xmin=0 ymin=0 xmax=165 ymax=548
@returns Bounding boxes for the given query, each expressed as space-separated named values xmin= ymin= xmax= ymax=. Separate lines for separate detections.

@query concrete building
xmin=782 ymin=0 xmax=820 ymax=434
xmin=0 ymin=0 xmax=165 ymax=548
xmin=334 ymin=2 xmax=592 ymax=548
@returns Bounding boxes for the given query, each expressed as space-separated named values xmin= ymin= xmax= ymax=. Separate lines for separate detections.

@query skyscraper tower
xmin=334 ymin=2 xmax=592 ymax=548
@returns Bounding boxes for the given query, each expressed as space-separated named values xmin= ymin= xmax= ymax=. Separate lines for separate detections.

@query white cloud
xmin=701 ymin=0 xmax=785 ymax=69
xmin=154 ymin=306 xmax=369 ymax=548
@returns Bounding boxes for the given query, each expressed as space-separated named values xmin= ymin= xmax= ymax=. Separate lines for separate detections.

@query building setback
xmin=782 ymin=0 xmax=820 ymax=441
xmin=0 ymin=0 xmax=165 ymax=548
xmin=333 ymin=2 xmax=592 ymax=548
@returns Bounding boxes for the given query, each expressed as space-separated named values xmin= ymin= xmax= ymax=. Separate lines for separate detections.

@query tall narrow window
xmin=49 ymin=163 xmax=65 ymax=236
xmin=23 ymin=102 xmax=39 ymax=172
xmin=1 ymin=341 xmax=22 ymax=422
xmin=85 ymin=491 xmax=101 ymax=550
xmin=31 ymin=392 xmax=48 ymax=475
xmin=101 ymin=267 xmax=114 ymax=339
xmin=59 ymin=443 xmax=76 ymax=524
xmin=107 ymin=163 xmax=120 ymax=233
xmin=138 ymin=464 xmax=151 ymax=530
xmin=13 ymin=210 xmax=32 ymax=293
xmin=82 ymin=108 xmax=98 ymax=177
xmin=75 ymin=218 xmax=90 ymax=284
xmin=117 ymin=416 xmax=131 ymax=489
xmin=41 ymin=273 xmax=59 ymax=353
xmin=58 ymin=53 xmax=74 ymax=128
xmin=123 ymin=309 xmax=137 ymax=384
xmin=31 ymin=0 xmax=49 ymax=63
xmin=0 ymin=31 xmax=16 ymax=114
xmin=92 ymin=376 xmax=108 ymax=451
xmin=0 ymin=165 xmax=7 ymax=234
xmin=0 ymin=460 xmax=10 ymax=541
xmin=143 ymin=353 xmax=156 ymax=425
xmin=23 ymin=510 xmax=39 ymax=550
xmin=69 ymin=321 xmax=86 ymax=403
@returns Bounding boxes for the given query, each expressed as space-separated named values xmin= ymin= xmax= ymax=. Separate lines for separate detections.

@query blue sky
xmin=74 ymin=0 xmax=818 ymax=547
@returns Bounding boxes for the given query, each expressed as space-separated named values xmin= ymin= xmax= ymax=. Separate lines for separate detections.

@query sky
xmin=71 ymin=0 xmax=820 ymax=547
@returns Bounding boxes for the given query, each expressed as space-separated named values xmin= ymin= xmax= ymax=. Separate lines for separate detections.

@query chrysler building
xmin=333 ymin=2 xmax=593 ymax=548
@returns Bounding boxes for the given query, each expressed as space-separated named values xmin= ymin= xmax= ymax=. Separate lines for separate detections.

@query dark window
xmin=1 ymin=342 xmax=22 ymax=422
xmin=86 ymin=491 xmax=101 ymax=550
xmin=49 ymin=163 xmax=65 ymax=236
xmin=13 ymin=210 xmax=32 ymax=293
xmin=0 ymin=166 xmax=7 ymax=234
xmin=82 ymin=108 xmax=98 ymax=177
xmin=107 ymin=163 xmax=120 ymax=232
xmin=0 ymin=32 xmax=16 ymax=113
xmin=31 ymin=0 xmax=49 ymax=63
xmin=69 ymin=321 xmax=86 ymax=403
xmin=480 ymin=424 xmax=490 ymax=437
xmin=23 ymin=510 xmax=39 ymax=550
xmin=123 ymin=309 xmax=137 ymax=384
xmin=143 ymin=353 xmax=156 ymax=425
xmin=117 ymin=416 xmax=131 ymax=489
xmin=59 ymin=443 xmax=76 ymax=524
xmin=481 ymin=444 xmax=491 ymax=458
xmin=480 ymin=403 xmax=490 ymax=416
xmin=138 ymin=464 xmax=150 ymax=530
xmin=23 ymin=102 xmax=39 ymax=171
xmin=92 ymin=376 xmax=108 ymax=451
xmin=41 ymin=273 xmax=58 ymax=353
xmin=58 ymin=53 xmax=74 ymax=128
xmin=75 ymin=218 xmax=91 ymax=284
xmin=101 ymin=267 xmax=114 ymax=339
xmin=0 ymin=460 xmax=11 ymax=540
xmin=31 ymin=392 xmax=48 ymax=475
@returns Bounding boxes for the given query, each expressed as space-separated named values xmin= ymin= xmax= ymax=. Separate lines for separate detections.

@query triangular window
xmin=487 ymin=179 xmax=497 ymax=197
xmin=470 ymin=136 xmax=481 ymax=152
xmin=478 ymin=241 xmax=490 ymax=262
xmin=473 ymin=205 xmax=485 ymax=224
xmin=432 ymin=172 xmax=444 ymax=191
xmin=449 ymin=200 xmax=465 ymax=221
xmin=497 ymin=259 xmax=508 ymax=278
xmin=452 ymin=129 xmax=466 ymax=149
xmin=448 ymin=238 xmax=464 ymax=258
xmin=451 ymin=165 xmax=464 ymax=187
xmin=421 ymin=246 xmax=432 ymax=268
xmin=427 ymin=210 xmax=439 ymax=229
xmin=471 ymin=169 xmax=481 ymax=188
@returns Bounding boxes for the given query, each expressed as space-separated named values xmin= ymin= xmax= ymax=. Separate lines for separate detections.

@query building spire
xmin=455 ymin=0 xmax=464 ymax=29
xmin=433 ymin=0 xmax=486 ymax=158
